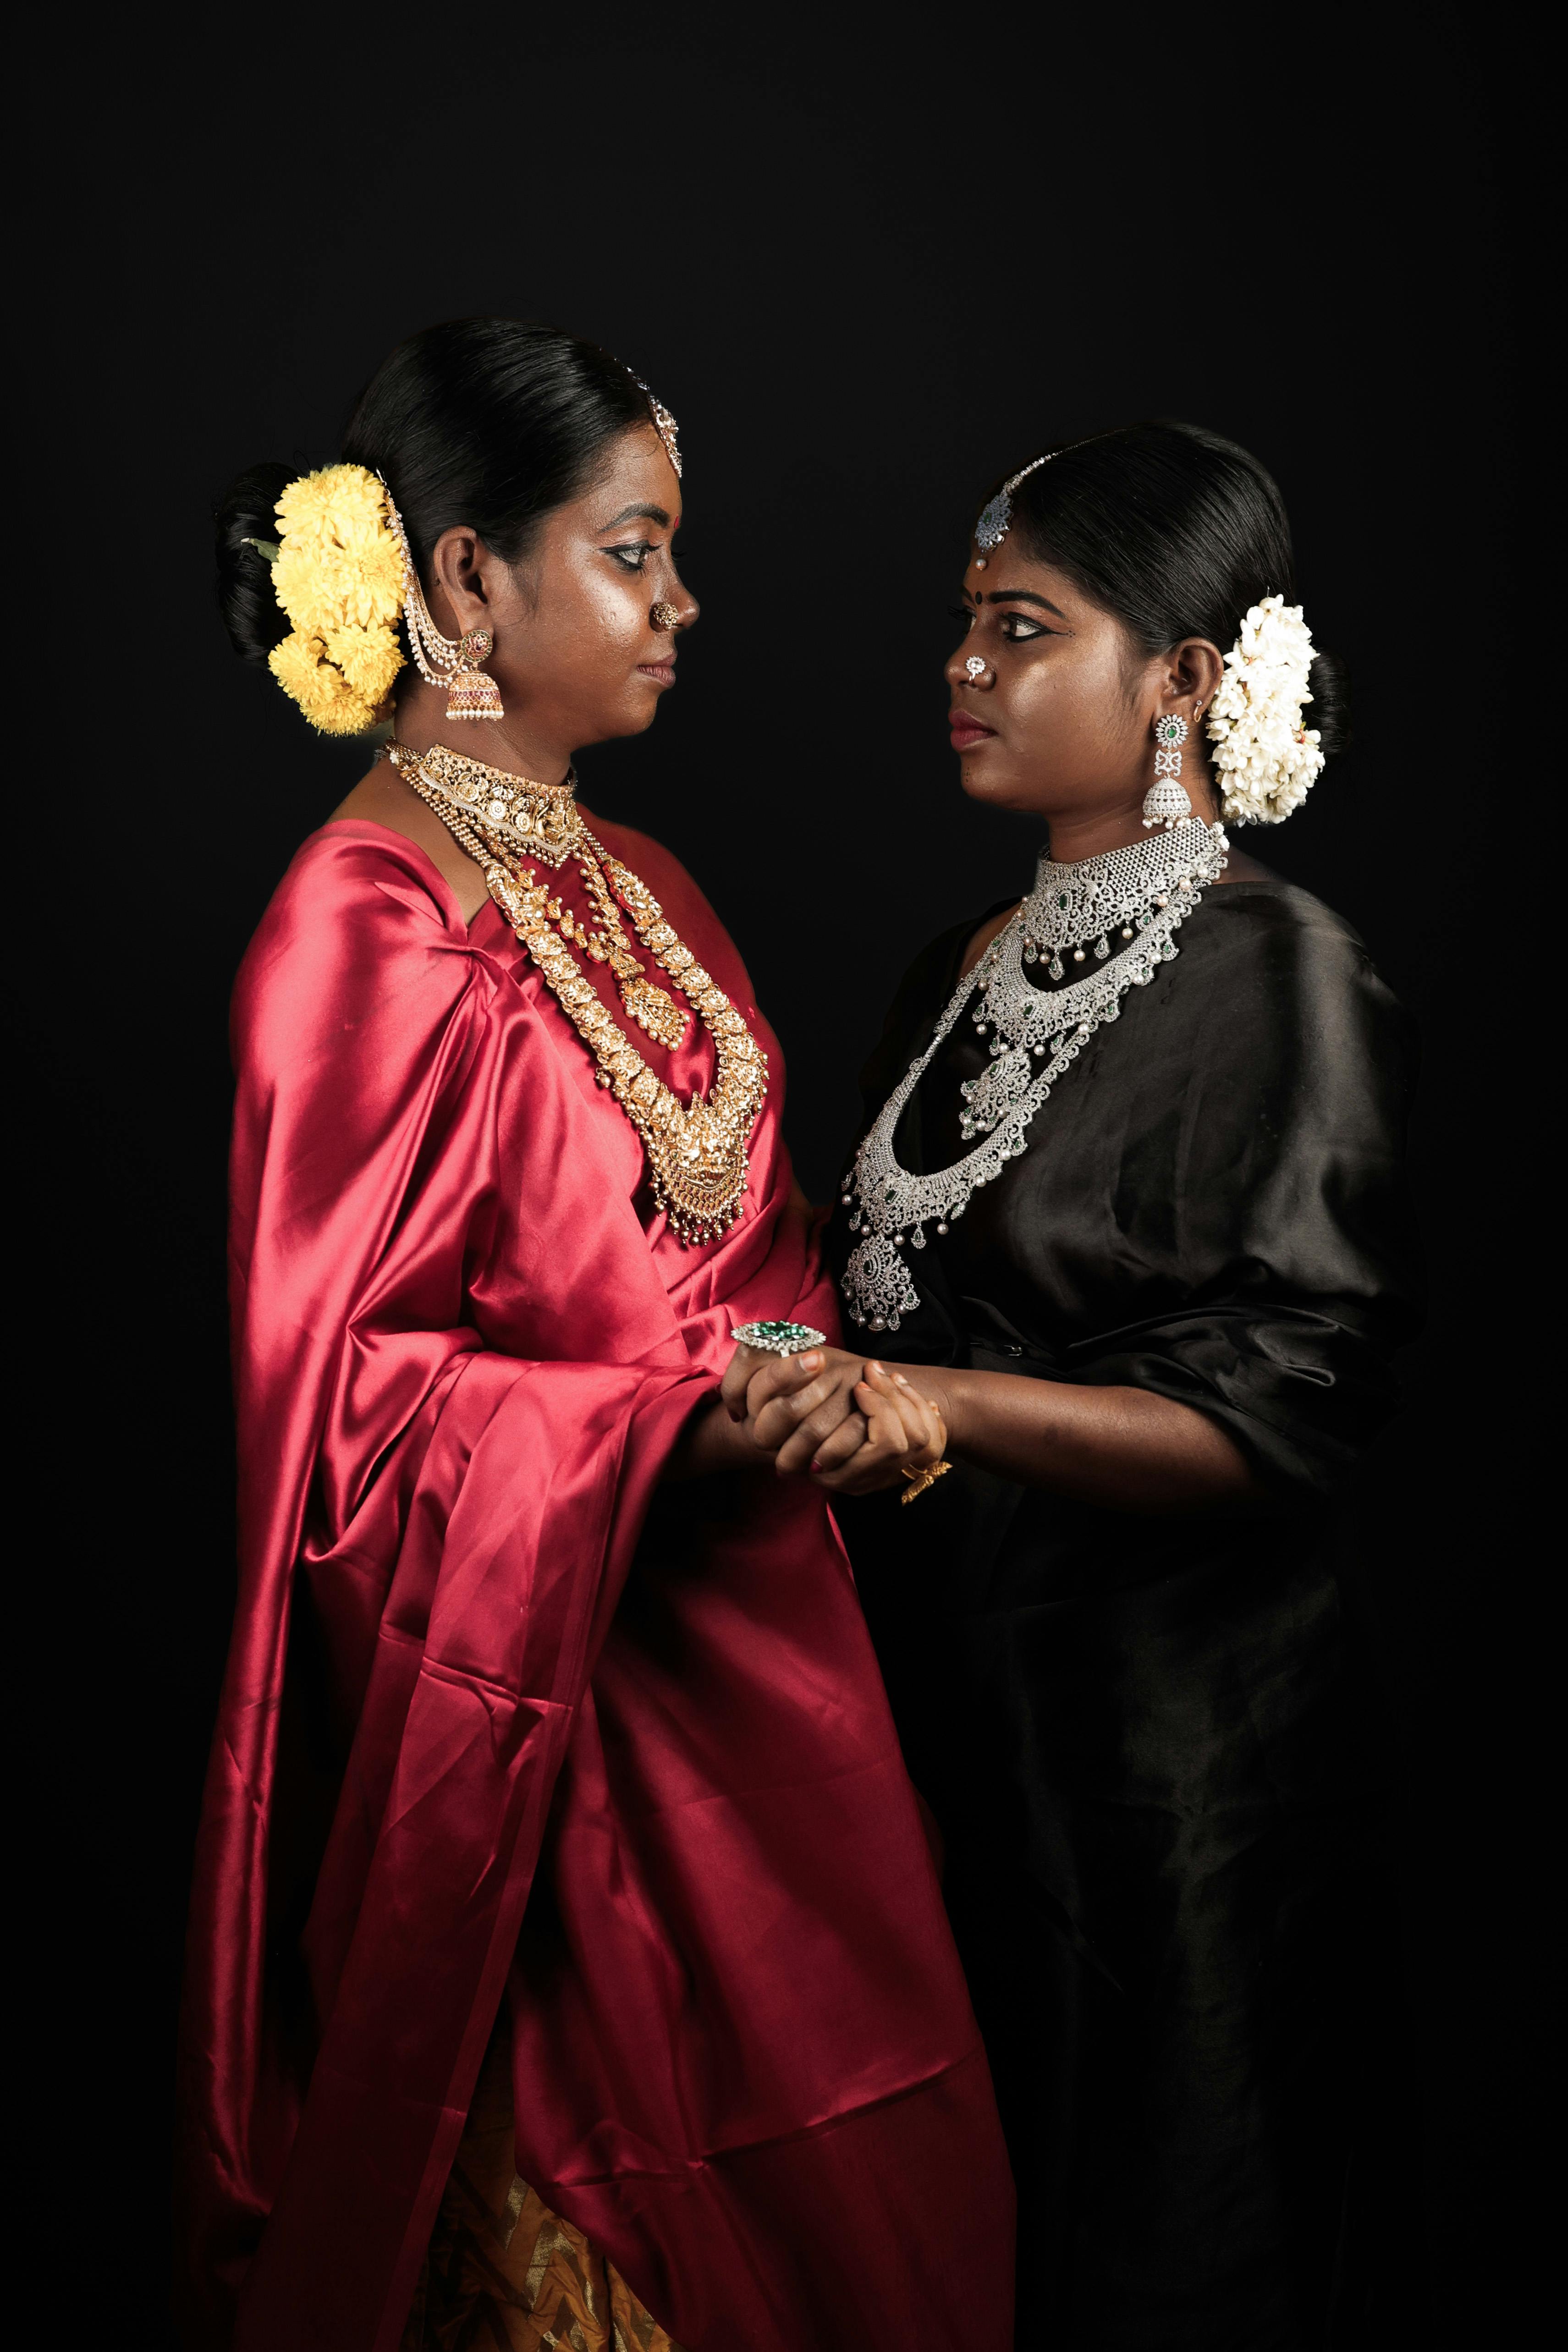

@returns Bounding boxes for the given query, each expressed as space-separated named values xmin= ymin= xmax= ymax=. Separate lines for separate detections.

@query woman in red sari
xmin=181 ymin=319 xmax=1013 ymax=2352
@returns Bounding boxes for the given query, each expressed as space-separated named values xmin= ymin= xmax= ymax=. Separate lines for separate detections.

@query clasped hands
xmin=717 ymin=1343 xmax=947 ymax=1496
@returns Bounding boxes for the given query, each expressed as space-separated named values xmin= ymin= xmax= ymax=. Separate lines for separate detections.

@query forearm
xmin=913 ymin=1367 xmax=1262 ymax=1514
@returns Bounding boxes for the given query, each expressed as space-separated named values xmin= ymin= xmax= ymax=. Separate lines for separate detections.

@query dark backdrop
xmin=28 ymin=18 xmax=1524 ymax=2346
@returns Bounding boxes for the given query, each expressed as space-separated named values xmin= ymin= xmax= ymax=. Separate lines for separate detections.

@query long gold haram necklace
xmin=386 ymin=740 xmax=768 ymax=1244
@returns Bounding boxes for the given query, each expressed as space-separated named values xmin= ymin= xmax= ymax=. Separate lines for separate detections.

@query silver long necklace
xmin=841 ymin=819 xmax=1228 ymax=1331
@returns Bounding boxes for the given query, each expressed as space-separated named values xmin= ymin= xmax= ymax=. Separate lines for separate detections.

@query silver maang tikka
xmin=973 ymin=452 xmax=1053 ymax=566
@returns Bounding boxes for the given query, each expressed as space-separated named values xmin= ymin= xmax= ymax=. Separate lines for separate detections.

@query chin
xmin=958 ymin=761 xmax=1027 ymax=810
xmin=587 ymin=695 xmax=662 ymax=744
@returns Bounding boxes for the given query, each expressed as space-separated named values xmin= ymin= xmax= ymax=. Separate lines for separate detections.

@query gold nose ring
xmin=650 ymin=602 xmax=680 ymax=631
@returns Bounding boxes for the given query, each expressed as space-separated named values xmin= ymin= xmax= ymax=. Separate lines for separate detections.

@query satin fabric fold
xmin=178 ymin=818 xmax=1013 ymax=2352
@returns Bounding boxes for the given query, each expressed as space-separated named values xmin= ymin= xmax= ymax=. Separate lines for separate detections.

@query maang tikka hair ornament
xmin=1143 ymin=713 xmax=1194 ymax=829
xmin=628 ymin=372 xmax=682 ymax=478
xmin=973 ymin=452 xmax=1054 ymax=566
xmin=646 ymin=394 xmax=682 ymax=478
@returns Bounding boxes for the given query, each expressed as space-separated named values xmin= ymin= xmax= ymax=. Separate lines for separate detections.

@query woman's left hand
xmin=723 ymin=1346 xmax=946 ymax=1493
xmin=810 ymin=1360 xmax=948 ymax=1495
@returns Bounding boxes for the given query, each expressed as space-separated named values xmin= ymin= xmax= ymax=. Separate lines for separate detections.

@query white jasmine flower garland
xmin=1206 ymin=594 xmax=1325 ymax=824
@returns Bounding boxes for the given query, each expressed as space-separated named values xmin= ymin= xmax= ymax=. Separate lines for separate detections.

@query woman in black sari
xmin=731 ymin=423 xmax=1419 ymax=2347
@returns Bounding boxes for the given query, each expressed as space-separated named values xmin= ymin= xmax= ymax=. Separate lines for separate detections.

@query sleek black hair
xmin=215 ymin=318 xmax=656 ymax=665
xmin=994 ymin=420 xmax=1350 ymax=758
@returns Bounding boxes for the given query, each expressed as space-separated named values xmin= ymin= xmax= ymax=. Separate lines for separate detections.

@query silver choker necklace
xmin=841 ymin=818 xmax=1228 ymax=1332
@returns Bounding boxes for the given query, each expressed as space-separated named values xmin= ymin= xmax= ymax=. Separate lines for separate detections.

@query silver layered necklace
xmin=841 ymin=818 xmax=1229 ymax=1331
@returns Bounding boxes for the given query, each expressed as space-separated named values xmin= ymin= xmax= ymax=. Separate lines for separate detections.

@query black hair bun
xmin=1306 ymin=646 xmax=1351 ymax=760
xmin=215 ymin=461 xmax=293 ymax=663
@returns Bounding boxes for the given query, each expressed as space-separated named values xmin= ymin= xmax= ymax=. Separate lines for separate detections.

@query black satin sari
xmin=826 ymin=877 xmax=1420 ymax=2352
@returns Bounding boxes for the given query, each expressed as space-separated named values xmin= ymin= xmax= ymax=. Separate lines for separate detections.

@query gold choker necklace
xmin=386 ymin=740 xmax=768 ymax=1245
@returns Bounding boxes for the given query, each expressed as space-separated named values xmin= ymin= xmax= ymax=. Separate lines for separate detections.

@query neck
xmin=1041 ymin=771 xmax=1220 ymax=865
xmin=393 ymin=677 xmax=573 ymax=786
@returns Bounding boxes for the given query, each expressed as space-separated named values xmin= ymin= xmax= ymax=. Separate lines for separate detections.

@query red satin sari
xmin=178 ymin=816 xmax=1014 ymax=2352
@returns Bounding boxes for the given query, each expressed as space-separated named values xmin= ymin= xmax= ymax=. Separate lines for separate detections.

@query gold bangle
xmin=900 ymin=1459 xmax=952 ymax=1506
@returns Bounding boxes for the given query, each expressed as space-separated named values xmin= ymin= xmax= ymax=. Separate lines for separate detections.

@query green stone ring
xmin=730 ymin=1320 xmax=827 ymax=1357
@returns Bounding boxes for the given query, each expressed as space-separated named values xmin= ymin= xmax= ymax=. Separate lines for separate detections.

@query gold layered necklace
xmin=385 ymin=739 xmax=768 ymax=1245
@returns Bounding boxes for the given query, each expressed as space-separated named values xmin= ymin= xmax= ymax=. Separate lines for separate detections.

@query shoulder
xmin=1185 ymin=879 xmax=1401 ymax=1033
xmin=254 ymin=820 xmax=465 ymax=934
xmin=239 ymin=822 xmax=468 ymax=984
xmin=234 ymin=823 xmax=480 ymax=1068
xmin=1166 ymin=878 xmax=1415 ymax=1129
xmin=1196 ymin=874 xmax=1364 ymax=952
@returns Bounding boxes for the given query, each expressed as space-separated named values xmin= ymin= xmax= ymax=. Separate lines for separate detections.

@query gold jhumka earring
xmin=380 ymin=478 xmax=505 ymax=720
xmin=444 ymin=628 xmax=504 ymax=721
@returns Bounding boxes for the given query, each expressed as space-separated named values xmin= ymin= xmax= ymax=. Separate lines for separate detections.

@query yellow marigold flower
xmin=347 ymin=535 xmax=403 ymax=626
xmin=272 ymin=544 xmax=337 ymax=637
xmin=269 ymin=627 xmax=390 ymax=736
xmin=273 ymin=483 xmax=405 ymax=629
xmin=267 ymin=464 xmax=407 ymax=731
xmin=323 ymin=620 xmax=403 ymax=702
xmin=268 ymin=627 xmax=327 ymax=700
xmin=275 ymin=464 xmax=388 ymax=550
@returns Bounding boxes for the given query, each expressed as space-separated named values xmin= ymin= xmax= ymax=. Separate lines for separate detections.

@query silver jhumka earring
xmin=1142 ymin=713 xmax=1193 ymax=829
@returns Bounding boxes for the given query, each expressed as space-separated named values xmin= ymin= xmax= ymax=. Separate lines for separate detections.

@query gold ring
xmin=650 ymin=602 xmax=680 ymax=631
xmin=900 ymin=1459 xmax=952 ymax=1506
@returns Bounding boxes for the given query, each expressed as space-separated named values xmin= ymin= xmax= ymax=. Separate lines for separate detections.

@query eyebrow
xmin=600 ymin=503 xmax=671 ymax=530
xmin=979 ymin=588 xmax=1067 ymax=617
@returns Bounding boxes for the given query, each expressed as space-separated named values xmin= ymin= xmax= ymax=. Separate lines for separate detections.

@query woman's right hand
xmin=809 ymin=1361 xmax=947 ymax=1495
xmin=721 ymin=1344 xmax=861 ymax=1464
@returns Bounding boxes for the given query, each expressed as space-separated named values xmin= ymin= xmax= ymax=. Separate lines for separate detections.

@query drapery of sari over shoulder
xmin=178 ymin=817 xmax=1013 ymax=2352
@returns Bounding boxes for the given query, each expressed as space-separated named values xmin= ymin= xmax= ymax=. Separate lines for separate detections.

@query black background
xmin=28 ymin=16 xmax=1525 ymax=2345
